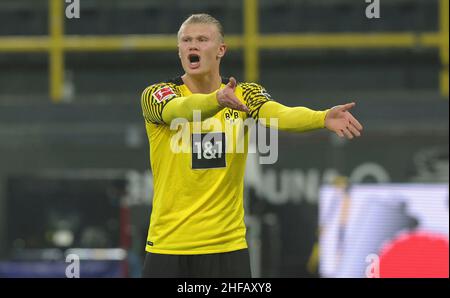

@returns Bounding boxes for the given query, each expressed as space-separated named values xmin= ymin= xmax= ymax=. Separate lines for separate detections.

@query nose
xmin=189 ymin=43 xmax=199 ymax=51
xmin=186 ymin=39 xmax=200 ymax=50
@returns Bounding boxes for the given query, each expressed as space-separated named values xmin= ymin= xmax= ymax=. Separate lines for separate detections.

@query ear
xmin=177 ymin=42 xmax=181 ymax=59
xmin=217 ymin=43 xmax=227 ymax=59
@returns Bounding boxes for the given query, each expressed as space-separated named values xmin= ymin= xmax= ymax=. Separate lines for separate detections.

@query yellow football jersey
xmin=140 ymin=77 xmax=271 ymax=255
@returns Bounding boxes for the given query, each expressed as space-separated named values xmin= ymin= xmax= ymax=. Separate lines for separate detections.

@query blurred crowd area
xmin=0 ymin=0 xmax=448 ymax=277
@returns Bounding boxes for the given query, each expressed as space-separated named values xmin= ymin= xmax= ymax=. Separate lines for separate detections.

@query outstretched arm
xmin=258 ymin=101 xmax=363 ymax=139
xmin=258 ymin=101 xmax=329 ymax=133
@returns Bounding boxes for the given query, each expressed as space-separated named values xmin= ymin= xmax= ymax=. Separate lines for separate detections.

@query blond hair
xmin=178 ymin=14 xmax=224 ymax=42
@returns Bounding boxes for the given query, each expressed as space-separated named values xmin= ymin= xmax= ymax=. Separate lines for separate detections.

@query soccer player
xmin=140 ymin=14 xmax=363 ymax=278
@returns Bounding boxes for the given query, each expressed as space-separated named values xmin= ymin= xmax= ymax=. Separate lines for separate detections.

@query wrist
xmin=322 ymin=109 xmax=331 ymax=129
xmin=211 ymin=90 xmax=222 ymax=108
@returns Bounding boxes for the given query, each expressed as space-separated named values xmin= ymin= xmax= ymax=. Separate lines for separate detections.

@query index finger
xmin=348 ymin=113 xmax=363 ymax=130
xmin=231 ymin=97 xmax=249 ymax=113
xmin=238 ymin=104 xmax=250 ymax=113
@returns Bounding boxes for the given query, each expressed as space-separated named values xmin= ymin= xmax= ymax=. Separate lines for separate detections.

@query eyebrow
xmin=181 ymin=34 xmax=210 ymax=40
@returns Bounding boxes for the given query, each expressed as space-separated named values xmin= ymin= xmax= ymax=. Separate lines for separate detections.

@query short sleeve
xmin=141 ymin=83 xmax=179 ymax=124
xmin=240 ymin=83 xmax=273 ymax=120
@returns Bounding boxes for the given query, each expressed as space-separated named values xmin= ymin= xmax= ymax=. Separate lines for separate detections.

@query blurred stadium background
xmin=0 ymin=0 xmax=448 ymax=278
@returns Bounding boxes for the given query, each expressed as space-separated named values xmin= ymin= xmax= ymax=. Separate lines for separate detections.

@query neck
xmin=181 ymin=73 xmax=222 ymax=94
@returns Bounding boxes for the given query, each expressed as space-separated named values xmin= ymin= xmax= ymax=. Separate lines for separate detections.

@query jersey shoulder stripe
xmin=239 ymin=82 xmax=272 ymax=119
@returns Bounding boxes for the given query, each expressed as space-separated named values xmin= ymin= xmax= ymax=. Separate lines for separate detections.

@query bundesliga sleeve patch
xmin=153 ymin=86 xmax=176 ymax=103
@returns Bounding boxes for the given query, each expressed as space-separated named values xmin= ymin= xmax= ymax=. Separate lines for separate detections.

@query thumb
xmin=340 ymin=102 xmax=355 ymax=111
xmin=227 ymin=77 xmax=237 ymax=90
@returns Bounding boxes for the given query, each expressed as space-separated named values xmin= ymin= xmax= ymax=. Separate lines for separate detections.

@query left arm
xmin=258 ymin=101 xmax=363 ymax=139
xmin=258 ymin=101 xmax=329 ymax=133
xmin=240 ymin=82 xmax=363 ymax=139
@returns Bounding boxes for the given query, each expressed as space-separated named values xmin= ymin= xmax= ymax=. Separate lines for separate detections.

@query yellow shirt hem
xmin=145 ymin=243 xmax=248 ymax=255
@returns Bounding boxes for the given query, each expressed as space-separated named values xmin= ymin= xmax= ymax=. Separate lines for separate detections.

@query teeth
xmin=190 ymin=62 xmax=200 ymax=68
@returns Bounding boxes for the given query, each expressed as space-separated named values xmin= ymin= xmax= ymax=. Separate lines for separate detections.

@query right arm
xmin=141 ymin=78 xmax=248 ymax=125
xmin=161 ymin=92 xmax=221 ymax=123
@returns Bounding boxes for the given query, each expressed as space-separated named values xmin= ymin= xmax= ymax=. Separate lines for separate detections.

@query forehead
xmin=179 ymin=23 xmax=219 ymax=37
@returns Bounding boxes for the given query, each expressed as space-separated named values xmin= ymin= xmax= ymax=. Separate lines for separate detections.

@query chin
xmin=186 ymin=68 xmax=207 ymax=76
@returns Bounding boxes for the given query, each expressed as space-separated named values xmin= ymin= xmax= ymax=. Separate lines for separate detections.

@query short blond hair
xmin=178 ymin=14 xmax=224 ymax=42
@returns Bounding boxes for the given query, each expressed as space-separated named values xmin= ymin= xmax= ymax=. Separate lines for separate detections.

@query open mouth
xmin=188 ymin=54 xmax=200 ymax=68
